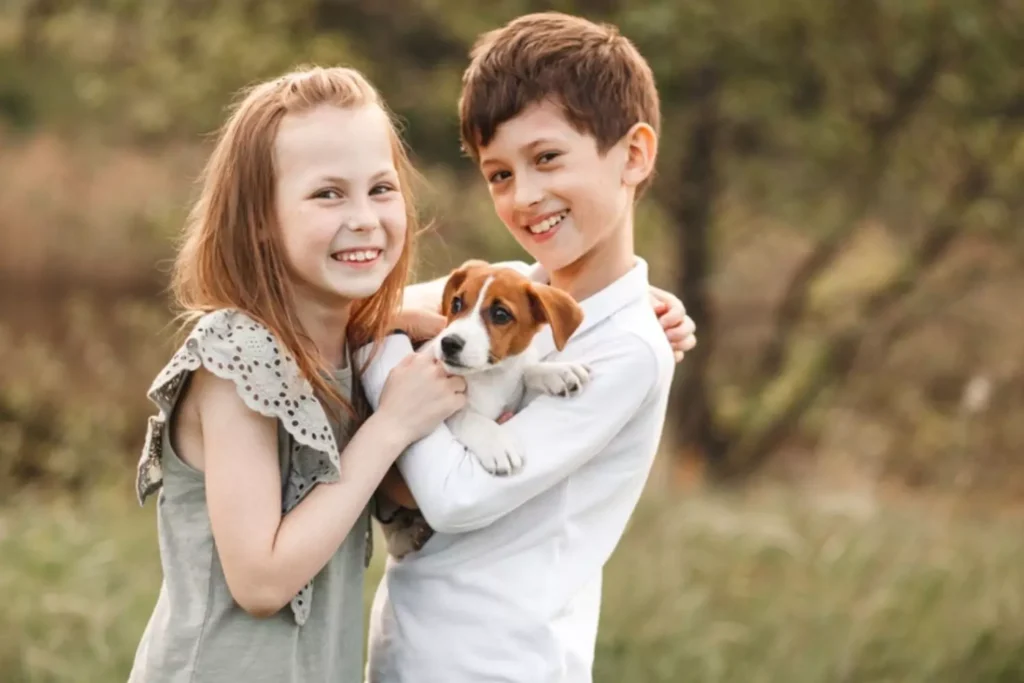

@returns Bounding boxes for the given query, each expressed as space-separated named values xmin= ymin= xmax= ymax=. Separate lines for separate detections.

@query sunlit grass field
xmin=4 ymin=480 xmax=1024 ymax=683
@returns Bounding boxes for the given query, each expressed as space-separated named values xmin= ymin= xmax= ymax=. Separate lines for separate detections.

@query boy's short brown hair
xmin=459 ymin=12 xmax=660 ymax=174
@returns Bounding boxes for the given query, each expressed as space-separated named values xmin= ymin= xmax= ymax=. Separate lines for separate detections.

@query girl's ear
xmin=621 ymin=122 xmax=658 ymax=189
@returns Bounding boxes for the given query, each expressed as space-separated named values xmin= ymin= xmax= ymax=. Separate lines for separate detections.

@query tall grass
xmin=3 ymin=481 xmax=1024 ymax=683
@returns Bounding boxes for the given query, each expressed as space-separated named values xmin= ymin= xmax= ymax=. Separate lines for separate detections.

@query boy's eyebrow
xmin=479 ymin=138 xmax=563 ymax=167
xmin=524 ymin=137 xmax=562 ymax=152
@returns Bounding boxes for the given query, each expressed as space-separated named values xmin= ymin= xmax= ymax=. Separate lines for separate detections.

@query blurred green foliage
xmin=1 ymin=0 xmax=1023 ymax=488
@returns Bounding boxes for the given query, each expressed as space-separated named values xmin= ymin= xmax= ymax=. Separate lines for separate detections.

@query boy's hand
xmin=649 ymin=287 xmax=697 ymax=363
xmin=392 ymin=307 xmax=446 ymax=343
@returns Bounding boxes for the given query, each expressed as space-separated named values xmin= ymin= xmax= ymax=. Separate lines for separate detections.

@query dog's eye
xmin=450 ymin=296 xmax=463 ymax=314
xmin=490 ymin=306 xmax=513 ymax=325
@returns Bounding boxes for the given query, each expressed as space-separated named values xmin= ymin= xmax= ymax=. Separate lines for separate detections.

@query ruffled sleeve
xmin=135 ymin=308 xmax=345 ymax=625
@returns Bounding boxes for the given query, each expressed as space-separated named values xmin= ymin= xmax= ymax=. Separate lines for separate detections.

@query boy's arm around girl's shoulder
xmin=359 ymin=328 xmax=665 ymax=534
xmin=188 ymin=367 xmax=410 ymax=618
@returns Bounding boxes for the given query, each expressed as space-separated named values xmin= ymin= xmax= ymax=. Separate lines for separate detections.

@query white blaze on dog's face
xmin=435 ymin=260 xmax=584 ymax=374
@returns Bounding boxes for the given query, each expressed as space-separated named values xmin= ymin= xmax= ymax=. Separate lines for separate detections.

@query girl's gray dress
xmin=129 ymin=309 xmax=373 ymax=683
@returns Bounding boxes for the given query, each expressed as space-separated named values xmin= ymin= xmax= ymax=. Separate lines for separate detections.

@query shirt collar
xmin=526 ymin=257 xmax=650 ymax=359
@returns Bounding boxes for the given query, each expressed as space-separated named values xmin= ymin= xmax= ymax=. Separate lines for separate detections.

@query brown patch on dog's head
xmin=438 ymin=261 xmax=584 ymax=367
xmin=441 ymin=259 xmax=490 ymax=319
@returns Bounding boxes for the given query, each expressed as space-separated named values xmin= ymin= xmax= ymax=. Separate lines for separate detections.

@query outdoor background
xmin=2 ymin=1 xmax=1023 ymax=681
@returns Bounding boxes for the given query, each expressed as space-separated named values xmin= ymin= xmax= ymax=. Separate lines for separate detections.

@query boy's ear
xmin=527 ymin=283 xmax=584 ymax=351
xmin=441 ymin=259 xmax=489 ymax=316
xmin=621 ymin=122 xmax=658 ymax=189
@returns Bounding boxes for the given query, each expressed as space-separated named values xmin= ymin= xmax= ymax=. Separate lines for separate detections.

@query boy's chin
xmin=521 ymin=246 xmax=580 ymax=275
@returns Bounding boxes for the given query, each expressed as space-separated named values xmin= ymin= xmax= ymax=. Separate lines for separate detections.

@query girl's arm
xmin=195 ymin=350 xmax=464 ymax=617
xmin=197 ymin=367 xmax=408 ymax=617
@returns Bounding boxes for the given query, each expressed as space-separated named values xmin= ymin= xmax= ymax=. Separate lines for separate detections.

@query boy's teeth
xmin=529 ymin=211 xmax=568 ymax=234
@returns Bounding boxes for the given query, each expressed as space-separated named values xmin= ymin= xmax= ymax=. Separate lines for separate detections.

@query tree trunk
xmin=667 ymin=64 xmax=728 ymax=465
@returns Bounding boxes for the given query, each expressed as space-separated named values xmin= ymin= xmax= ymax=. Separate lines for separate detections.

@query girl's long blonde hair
xmin=171 ymin=65 xmax=420 ymax=417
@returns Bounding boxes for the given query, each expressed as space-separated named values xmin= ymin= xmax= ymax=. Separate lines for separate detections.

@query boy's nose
xmin=513 ymin=178 xmax=544 ymax=211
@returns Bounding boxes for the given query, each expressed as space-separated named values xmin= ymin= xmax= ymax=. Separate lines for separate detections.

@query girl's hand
xmin=378 ymin=351 xmax=466 ymax=443
xmin=649 ymin=287 xmax=697 ymax=362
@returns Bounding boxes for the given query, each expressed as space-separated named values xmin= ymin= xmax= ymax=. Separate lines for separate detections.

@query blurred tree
xmin=1 ymin=0 xmax=1021 ymax=483
xmin=612 ymin=0 xmax=1023 ymax=479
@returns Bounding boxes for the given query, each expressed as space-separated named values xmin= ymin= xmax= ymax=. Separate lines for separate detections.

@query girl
xmin=129 ymin=66 xmax=464 ymax=682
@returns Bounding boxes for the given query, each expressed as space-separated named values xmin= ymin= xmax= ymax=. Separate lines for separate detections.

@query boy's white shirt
xmin=359 ymin=258 xmax=675 ymax=683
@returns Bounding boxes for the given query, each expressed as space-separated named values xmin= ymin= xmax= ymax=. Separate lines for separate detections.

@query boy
xmin=361 ymin=12 xmax=691 ymax=682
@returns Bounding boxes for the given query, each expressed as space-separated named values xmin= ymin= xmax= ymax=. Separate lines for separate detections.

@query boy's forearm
xmin=402 ymin=276 xmax=447 ymax=311
xmin=366 ymin=334 xmax=657 ymax=533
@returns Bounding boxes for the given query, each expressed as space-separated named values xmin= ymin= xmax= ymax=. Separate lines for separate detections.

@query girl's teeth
xmin=529 ymin=211 xmax=568 ymax=234
xmin=336 ymin=249 xmax=380 ymax=262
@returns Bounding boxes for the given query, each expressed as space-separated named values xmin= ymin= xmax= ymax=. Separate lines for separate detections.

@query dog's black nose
xmin=440 ymin=334 xmax=465 ymax=358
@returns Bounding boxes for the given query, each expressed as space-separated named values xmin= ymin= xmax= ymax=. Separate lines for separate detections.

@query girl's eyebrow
xmin=313 ymin=167 xmax=398 ymax=186
xmin=370 ymin=168 xmax=400 ymax=182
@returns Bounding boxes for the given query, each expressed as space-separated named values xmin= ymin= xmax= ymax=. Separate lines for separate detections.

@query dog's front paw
xmin=472 ymin=436 xmax=524 ymax=476
xmin=524 ymin=362 xmax=591 ymax=397
xmin=450 ymin=410 xmax=524 ymax=476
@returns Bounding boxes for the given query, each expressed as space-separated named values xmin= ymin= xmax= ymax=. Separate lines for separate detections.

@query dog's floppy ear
xmin=441 ymin=259 xmax=489 ymax=316
xmin=527 ymin=283 xmax=584 ymax=350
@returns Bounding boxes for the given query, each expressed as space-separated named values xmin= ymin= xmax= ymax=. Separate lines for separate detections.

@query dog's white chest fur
xmin=437 ymin=338 xmax=589 ymax=475
xmin=462 ymin=346 xmax=537 ymax=420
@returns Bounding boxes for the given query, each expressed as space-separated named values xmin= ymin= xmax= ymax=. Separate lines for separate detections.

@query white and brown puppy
xmin=433 ymin=259 xmax=591 ymax=475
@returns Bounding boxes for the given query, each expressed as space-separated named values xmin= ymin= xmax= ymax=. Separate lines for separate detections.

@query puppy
xmin=431 ymin=260 xmax=591 ymax=475
xmin=378 ymin=260 xmax=590 ymax=558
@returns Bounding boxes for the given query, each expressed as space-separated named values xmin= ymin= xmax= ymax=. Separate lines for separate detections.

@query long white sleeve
xmin=358 ymin=331 xmax=657 ymax=533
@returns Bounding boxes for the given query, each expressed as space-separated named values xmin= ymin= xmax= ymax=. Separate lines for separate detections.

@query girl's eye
xmin=370 ymin=183 xmax=396 ymax=196
xmin=490 ymin=305 xmax=513 ymax=325
xmin=450 ymin=296 xmax=463 ymax=314
xmin=314 ymin=188 xmax=342 ymax=200
xmin=488 ymin=170 xmax=511 ymax=184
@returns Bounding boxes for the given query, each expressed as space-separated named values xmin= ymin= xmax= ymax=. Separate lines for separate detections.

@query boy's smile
xmin=524 ymin=209 xmax=570 ymax=240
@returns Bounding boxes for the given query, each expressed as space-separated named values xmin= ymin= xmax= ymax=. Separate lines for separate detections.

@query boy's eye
xmin=537 ymin=152 xmax=560 ymax=164
xmin=488 ymin=170 xmax=511 ymax=184
xmin=450 ymin=296 xmax=463 ymax=314
xmin=490 ymin=305 xmax=513 ymax=325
